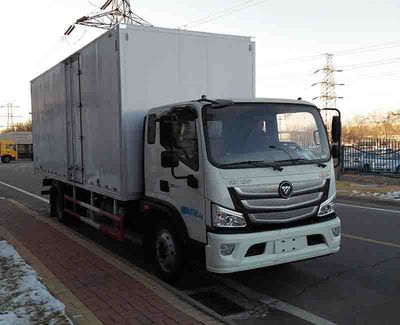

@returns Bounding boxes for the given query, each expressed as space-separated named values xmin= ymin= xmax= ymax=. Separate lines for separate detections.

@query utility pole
xmin=0 ymin=103 xmax=19 ymax=131
xmin=312 ymin=53 xmax=344 ymax=124
xmin=64 ymin=0 xmax=152 ymax=36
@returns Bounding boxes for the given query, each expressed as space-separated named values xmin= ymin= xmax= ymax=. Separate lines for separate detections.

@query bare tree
xmin=1 ymin=120 xmax=32 ymax=134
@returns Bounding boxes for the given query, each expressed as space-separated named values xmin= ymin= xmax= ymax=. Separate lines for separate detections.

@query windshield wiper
xmin=275 ymin=158 xmax=327 ymax=168
xmin=269 ymin=145 xmax=294 ymax=160
xmin=220 ymin=160 xmax=283 ymax=171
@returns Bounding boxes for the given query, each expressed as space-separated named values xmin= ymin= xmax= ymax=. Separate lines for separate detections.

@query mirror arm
xmin=333 ymin=149 xmax=341 ymax=168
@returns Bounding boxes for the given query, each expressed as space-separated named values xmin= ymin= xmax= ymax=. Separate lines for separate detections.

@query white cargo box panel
xmin=31 ymin=24 xmax=255 ymax=201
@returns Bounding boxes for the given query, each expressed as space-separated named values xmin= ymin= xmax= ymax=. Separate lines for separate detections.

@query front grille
xmin=229 ymin=179 xmax=330 ymax=227
xmin=243 ymin=192 xmax=323 ymax=211
xmin=248 ymin=206 xmax=318 ymax=224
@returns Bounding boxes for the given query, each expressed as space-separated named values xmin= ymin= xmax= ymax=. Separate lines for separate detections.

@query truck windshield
xmin=203 ymin=103 xmax=330 ymax=168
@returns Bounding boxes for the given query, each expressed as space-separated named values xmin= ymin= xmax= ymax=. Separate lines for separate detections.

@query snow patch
xmin=0 ymin=240 xmax=72 ymax=325
xmin=351 ymin=190 xmax=400 ymax=202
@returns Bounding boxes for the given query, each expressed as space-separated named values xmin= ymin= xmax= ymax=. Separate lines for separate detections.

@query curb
xmin=8 ymin=199 xmax=230 ymax=325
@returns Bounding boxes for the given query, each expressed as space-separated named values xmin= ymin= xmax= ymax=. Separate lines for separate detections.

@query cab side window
xmin=174 ymin=120 xmax=199 ymax=171
xmin=147 ymin=114 xmax=157 ymax=144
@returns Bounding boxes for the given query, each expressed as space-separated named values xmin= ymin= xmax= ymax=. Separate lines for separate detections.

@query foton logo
xmin=279 ymin=181 xmax=293 ymax=199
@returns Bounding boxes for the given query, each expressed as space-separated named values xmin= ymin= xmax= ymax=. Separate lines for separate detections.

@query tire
xmin=153 ymin=220 xmax=184 ymax=283
xmin=1 ymin=156 xmax=11 ymax=163
xmin=396 ymin=166 xmax=400 ymax=174
xmin=51 ymin=183 xmax=66 ymax=222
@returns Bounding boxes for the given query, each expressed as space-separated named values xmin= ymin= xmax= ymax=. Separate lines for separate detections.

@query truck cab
xmin=0 ymin=140 xmax=17 ymax=163
xmin=144 ymin=98 xmax=341 ymax=276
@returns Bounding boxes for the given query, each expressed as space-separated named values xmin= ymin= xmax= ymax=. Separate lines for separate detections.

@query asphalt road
xmin=0 ymin=161 xmax=399 ymax=325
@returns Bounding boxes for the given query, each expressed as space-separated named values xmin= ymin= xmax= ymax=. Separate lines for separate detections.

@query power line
xmin=88 ymin=0 xmax=101 ymax=9
xmin=345 ymin=70 xmax=400 ymax=79
xmin=340 ymin=57 xmax=400 ymax=70
xmin=334 ymin=41 xmax=400 ymax=56
xmin=266 ymin=41 xmax=400 ymax=66
xmin=263 ymin=57 xmax=400 ymax=81
xmin=179 ymin=0 xmax=256 ymax=29
xmin=179 ymin=0 xmax=269 ymax=29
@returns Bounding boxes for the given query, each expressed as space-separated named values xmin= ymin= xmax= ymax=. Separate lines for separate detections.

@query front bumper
xmin=206 ymin=217 xmax=341 ymax=273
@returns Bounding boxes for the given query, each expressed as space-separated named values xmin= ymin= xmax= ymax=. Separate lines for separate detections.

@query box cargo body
xmin=31 ymin=24 xmax=255 ymax=201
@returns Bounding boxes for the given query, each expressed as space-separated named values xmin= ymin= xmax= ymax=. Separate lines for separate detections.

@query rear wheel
xmin=1 ymin=156 xmax=11 ymax=163
xmin=153 ymin=220 xmax=184 ymax=283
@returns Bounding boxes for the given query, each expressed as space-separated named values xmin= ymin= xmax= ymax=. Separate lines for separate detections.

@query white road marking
xmin=211 ymin=275 xmax=337 ymax=325
xmin=337 ymin=203 xmax=400 ymax=214
xmin=0 ymin=180 xmax=49 ymax=204
xmin=343 ymin=234 xmax=400 ymax=249
xmin=270 ymin=301 xmax=336 ymax=325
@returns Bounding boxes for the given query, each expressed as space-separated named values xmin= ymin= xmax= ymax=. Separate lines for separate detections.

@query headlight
xmin=318 ymin=195 xmax=336 ymax=217
xmin=212 ymin=204 xmax=246 ymax=228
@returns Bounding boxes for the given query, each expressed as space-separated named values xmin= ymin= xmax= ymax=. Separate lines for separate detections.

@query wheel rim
xmin=155 ymin=229 xmax=177 ymax=274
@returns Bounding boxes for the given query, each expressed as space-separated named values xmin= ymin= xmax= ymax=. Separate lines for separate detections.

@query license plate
xmin=275 ymin=236 xmax=307 ymax=253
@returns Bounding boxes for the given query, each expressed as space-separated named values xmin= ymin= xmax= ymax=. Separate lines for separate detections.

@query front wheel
xmin=153 ymin=221 xmax=184 ymax=283
xmin=1 ymin=156 xmax=11 ymax=163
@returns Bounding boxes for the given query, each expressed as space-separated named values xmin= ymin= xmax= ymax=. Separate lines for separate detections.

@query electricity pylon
xmin=64 ymin=0 xmax=152 ymax=36
xmin=312 ymin=54 xmax=344 ymax=123
xmin=0 ymin=103 xmax=19 ymax=131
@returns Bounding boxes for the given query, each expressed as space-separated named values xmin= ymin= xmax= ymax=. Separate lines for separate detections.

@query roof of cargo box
xmin=120 ymin=24 xmax=253 ymax=41
xmin=31 ymin=24 xmax=253 ymax=82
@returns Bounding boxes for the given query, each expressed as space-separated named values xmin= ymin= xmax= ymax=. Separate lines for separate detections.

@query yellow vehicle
xmin=0 ymin=140 xmax=17 ymax=163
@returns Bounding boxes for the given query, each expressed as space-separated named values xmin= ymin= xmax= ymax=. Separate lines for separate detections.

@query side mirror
xmin=187 ymin=175 xmax=199 ymax=189
xmin=331 ymin=116 xmax=341 ymax=143
xmin=161 ymin=151 xmax=179 ymax=168
xmin=159 ymin=116 xmax=174 ymax=148
xmin=331 ymin=144 xmax=340 ymax=159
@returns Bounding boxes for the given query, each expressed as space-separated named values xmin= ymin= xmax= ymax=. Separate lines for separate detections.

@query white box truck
xmin=32 ymin=24 xmax=341 ymax=281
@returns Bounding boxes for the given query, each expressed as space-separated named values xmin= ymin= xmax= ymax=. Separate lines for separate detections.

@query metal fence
xmin=341 ymin=138 xmax=400 ymax=175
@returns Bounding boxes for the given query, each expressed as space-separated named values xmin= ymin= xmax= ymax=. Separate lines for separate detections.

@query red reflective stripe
xmin=64 ymin=195 xmax=125 ymax=241
xmin=100 ymin=225 xmax=123 ymax=241
xmin=64 ymin=208 xmax=81 ymax=219
xmin=64 ymin=195 xmax=122 ymax=222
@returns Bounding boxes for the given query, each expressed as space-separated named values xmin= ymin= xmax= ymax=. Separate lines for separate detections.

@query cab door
xmin=155 ymin=108 xmax=206 ymax=244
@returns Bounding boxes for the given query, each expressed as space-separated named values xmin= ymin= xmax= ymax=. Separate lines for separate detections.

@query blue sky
xmin=0 ymin=0 xmax=399 ymax=126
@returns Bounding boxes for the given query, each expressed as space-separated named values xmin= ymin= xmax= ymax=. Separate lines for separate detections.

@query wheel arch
xmin=140 ymin=197 xmax=189 ymax=242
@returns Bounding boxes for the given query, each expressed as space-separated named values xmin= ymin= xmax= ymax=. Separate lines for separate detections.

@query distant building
xmin=0 ymin=131 xmax=33 ymax=159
